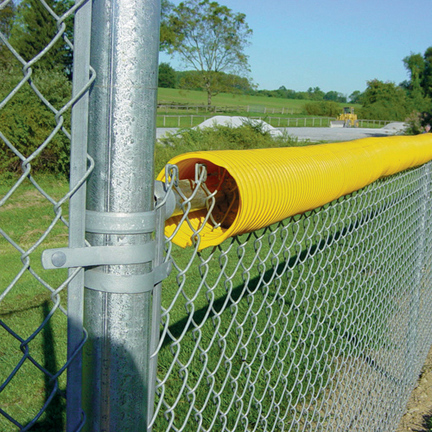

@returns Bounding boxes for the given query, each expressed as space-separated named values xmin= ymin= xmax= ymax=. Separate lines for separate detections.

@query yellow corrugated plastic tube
xmin=157 ymin=134 xmax=432 ymax=250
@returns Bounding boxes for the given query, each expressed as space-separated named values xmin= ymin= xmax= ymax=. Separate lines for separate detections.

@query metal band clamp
xmin=41 ymin=181 xmax=176 ymax=293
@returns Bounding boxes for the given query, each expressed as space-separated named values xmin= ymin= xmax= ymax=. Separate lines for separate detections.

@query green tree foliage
xmin=404 ymin=53 xmax=425 ymax=85
xmin=0 ymin=2 xmax=15 ymax=37
xmin=306 ymin=86 xmax=325 ymax=101
xmin=177 ymin=70 xmax=254 ymax=96
xmin=158 ymin=62 xmax=177 ymax=88
xmin=274 ymin=87 xmax=301 ymax=99
xmin=0 ymin=3 xmax=18 ymax=70
xmin=160 ymin=0 xmax=176 ymax=51
xmin=349 ymin=90 xmax=363 ymax=104
xmin=0 ymin=70 xmax=71 ymax=175
xmin=257 ymin=86 xmax=347 ymax=102
xmin=9 ymin=0 xmax=73 ymax=76
xmin=304 ymin=101 xmax=340 ymax=117
xmin=324 ymin=90 xmax=347 ymax=103
xmin=358 ymin=79 xmax=409 ymax=121
xmin=166 ymin=0 xmax=252 ymax=106
xmin=403 ymin=52 xmax=431 ymax=112
xmin=422 ymin=47 xmax=432 ymax=98
xmin=400 ymin=49 xmax=432 ymax=118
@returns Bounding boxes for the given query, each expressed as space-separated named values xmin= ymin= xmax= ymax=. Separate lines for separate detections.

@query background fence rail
xmin=157 ymin=104 xmax=300 ymax=115
xmin=156 ymin=115 xmax=395 ymax=129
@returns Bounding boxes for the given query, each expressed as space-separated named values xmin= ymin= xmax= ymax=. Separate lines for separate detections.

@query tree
xmin=401 ymin=47 xmax=432 ymax=132
xmin=178 ymin=70 xmax=253 ymax=95
xmin=0 ymin=3 xmax=18 ymax=70
xmin=422 ymin=47 xmax=432 ymax=98
xmin=166 ymin=0 xmax=252 ymax=106
xmin=160 ymin=0 xmax=176 ymax=51
xmin=324 ymin=90 xmax=347 ymax=103
xmin=306 ymin=87 xmax=325 ymax=100
xmin=359 ymin=79 xmax=409 ymax=121
xmin=304 ymin=101 xmax=340 ymax=117
xmin=404 ymin=53 xmax=425 ymax=87
xmin=0 ymin=69 xmax=72 ymax=174
xmin=0 ymin=3 xmax=15 ymax=37
xmin=349 ymin=90 xmax=363 ymax=104
xmin=403 ymin=51 xmax=431 ymax=113
xmin=9 ymin=0 xmax=73 ymax=76
xmin=158 ymin=62 xmax=177 ymax=88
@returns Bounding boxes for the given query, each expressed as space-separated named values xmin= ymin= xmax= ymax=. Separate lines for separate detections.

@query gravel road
xmin=277 ymin=124 xmax=404 ymax=141
xmin=156 ymin=122 xmax=407 ymax=142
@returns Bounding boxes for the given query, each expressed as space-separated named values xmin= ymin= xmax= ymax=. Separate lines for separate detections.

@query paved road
xmin=156 ymin=125 xmax=405 ymax=142
xmin=277 ymin=126 xmax=403 ymax=141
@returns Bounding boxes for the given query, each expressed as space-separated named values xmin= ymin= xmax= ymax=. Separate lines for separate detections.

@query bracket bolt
xmin=51 ymin=252 xmax=67 ymax=268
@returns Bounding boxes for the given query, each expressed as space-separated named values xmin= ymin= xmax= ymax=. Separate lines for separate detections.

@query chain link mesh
xmin=151 ymin=162 xmax=432 ymax=431
xmin=2 ymin=1 xmax=432 ymax=430
xmin=0 ymin=0 xmax=90 ymax=430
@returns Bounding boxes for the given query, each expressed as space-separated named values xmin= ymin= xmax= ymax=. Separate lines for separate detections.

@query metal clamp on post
xmin=42 ymin=181 xmax=176 ymax=293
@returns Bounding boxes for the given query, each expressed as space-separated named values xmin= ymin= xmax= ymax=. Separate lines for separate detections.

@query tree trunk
xmin=207 ymin=88 xmax=212 ymax=108
xmin=204 ymin=77 xmax=212 ymax=109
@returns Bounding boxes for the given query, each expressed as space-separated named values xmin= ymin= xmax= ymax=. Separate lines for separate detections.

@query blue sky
xmin=159 ymin=0 xmax=432 ymax=97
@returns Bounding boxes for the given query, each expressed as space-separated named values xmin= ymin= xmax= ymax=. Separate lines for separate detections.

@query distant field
xmin=157 ymin=88 xmax=360 ymax=113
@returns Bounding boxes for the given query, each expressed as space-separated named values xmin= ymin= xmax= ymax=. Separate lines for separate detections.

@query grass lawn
xmin=152 ymin=169 xmax=422 ymax=430
xmin=157 ymin=87 xmax=361 ymax=113
xmin=0 ymin=134 xmax=426 ymax=430
xmin=0 ymin=175 xmax=69 ymax=431
xmin=0 ymin=126 xmax=311 ymax=430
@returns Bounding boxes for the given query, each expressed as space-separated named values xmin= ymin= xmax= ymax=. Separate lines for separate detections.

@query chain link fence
xmin=0 ymin=0 xmax=91 ymax=430
xmin=150 ymin=162 xmax=432 ymax=431
xmin=1 ymin=1 xmax=432 ymax=431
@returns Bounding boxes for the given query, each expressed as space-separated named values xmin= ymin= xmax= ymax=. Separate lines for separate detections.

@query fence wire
xmin=0 ymin=0 xmax=90 ymax=430
xmin=151 ymin=162 xmax=432 ymax=432
xmin=2 ymin=1 xmax=432 ymax=431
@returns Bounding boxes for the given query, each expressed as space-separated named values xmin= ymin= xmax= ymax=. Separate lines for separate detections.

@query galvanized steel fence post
xmin=67 ymin=0 xmax=93 ymax=430
xmin=82 ymin=0 xmax=160 ymax=429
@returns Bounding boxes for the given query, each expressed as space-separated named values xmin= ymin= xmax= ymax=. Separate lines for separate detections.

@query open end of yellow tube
xmin=158 ymin=157 xmax=242 ymax=249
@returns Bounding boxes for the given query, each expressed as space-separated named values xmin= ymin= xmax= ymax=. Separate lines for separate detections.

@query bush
xmin=357 ymin=103 xmax=408 ymax=121
xmin=303 ymin=101 xmax=340 ymax=117
xmin=155 ymin=123 xmax=306 ymax=174
xmin=358 ymin=79 xmax=410 ymax=121
xmin=158 ymin=62 xmax=177 ymax=88
xmin=0 ymin=68 xmax=71 ymax=175
xmin=404 ymin=111 xmax=432 ymax=135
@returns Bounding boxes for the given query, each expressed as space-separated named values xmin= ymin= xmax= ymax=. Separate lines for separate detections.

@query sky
xmin=159 ymin=0 xmax=432 ymax=97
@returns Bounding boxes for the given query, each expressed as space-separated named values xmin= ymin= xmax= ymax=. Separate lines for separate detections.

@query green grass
xmin=0 ymin=126 xmax=313 ymax=430
xmin=153 ymin=173 xmax=418 ymax=430
xmin=156 ymin=88 xmax=375 ymax=131
xmin=0 ymin=174 xmax=69 ymax=431
xmin=157 ymin=87 xmax=360 ymax=113
xmin=0 ymin=137 xmax=425 ymax=430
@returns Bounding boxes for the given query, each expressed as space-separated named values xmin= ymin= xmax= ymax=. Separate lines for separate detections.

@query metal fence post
xmin=67 ymin=1 xmax=93 ymax=430
xmin=82 ymin=0 xmax=161 ymax=430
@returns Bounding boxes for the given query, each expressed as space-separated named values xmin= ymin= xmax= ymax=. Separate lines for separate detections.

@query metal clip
xmin=41 ymin=243 xmax=155 ymax=269
xmin=41 ymin=182 xmax=176 ymax=293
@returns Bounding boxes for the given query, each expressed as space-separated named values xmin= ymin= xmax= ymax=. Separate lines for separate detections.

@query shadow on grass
xmin=30 ymin=301 xmax=65 ymax=432
xmin=424 ymin=414 xmax=432 ymax=432
xmin=162 ymin=207 xmax=379 ymax=347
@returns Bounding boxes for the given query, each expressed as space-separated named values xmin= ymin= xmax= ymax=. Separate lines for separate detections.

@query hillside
xmin=157 ymin=88 xmax=360 ymax=113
